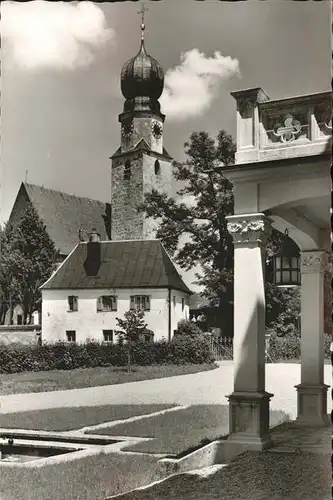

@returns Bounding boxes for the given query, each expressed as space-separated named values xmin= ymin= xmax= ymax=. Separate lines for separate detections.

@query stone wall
xmin=111 ymin=151 xmax=172 ymax=241
xmin=0 ymin=325 xmax=41 ymax=345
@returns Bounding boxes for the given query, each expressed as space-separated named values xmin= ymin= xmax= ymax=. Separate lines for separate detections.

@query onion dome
xmin=120 ymin=17 xmax=164 ymax=101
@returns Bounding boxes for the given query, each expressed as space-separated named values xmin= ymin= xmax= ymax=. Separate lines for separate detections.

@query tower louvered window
xmin=124 ymin=160 xmax=131 ymax=180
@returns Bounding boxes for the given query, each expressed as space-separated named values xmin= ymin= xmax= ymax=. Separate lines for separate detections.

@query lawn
xmin=0 ymin=363 xmax=217 ymax=396
xmin=112 ymin=450 xmax=331 ymax=500
xmin=0 ymin=450 xmax=161 ymax=500
xmin=90 ymin=404 xmax=291 ymax=456
xmin=0 ymin=404 xmax=177 ymax=431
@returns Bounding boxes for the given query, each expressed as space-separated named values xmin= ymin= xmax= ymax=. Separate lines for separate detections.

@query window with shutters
xmin=68 ymin=296 xmax=78 ymax=312
xmin=130 ymin=295 xmax=151 ymax=311
xmin=103 ymin=330 xmax=113 ymax=342
xmin=66 ymin=330 xmax=76 ymax=343
xmin=97 ymin=295 xmax=117 ymax=312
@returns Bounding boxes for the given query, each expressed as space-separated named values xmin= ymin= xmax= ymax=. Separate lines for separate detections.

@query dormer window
xmin=124 ymin=160 xmax=131 ymax=181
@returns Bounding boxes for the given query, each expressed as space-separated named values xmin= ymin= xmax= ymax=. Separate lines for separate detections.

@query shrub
xmin=267 ymin=333 xmax=331 ymax=361
xmin=0 ymin=336 xmax=214 ymax=374
xmin=175 ymin=319 xmax=203 ymax=338
xmin=168 ymin=335 xmax=214 ymax=365
xmin=267 ymin=336 xmax=301 ymax=361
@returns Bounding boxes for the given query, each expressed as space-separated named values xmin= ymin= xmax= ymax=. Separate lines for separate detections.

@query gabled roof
xmin=111 ymin=138 xmax=172 ymax=160
xmin=41 ymin=239 xmax=192 ymax=294
xmin=9 ymin=183 xmax=111 ymax=256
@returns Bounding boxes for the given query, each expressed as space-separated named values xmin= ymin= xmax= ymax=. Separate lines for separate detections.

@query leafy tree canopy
xmin=116 ymin=309 xmax=148 ymax=343
xmin=140 ymin=130 xmax=294 ymax=327
xmin=0 ymin=205 xmax=58 ymax=324
xmin=116 ymin=309 xmax=148 ymax=373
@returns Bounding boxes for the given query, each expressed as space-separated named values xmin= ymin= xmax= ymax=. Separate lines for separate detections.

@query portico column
xmin=226 ymin=213 xmax=273 ymax=451
xmin=295 ymin=251 xmax=330 ymax=426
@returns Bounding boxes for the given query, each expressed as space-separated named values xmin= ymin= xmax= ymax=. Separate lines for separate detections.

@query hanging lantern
xmin=273 ymin=229 xmax=300 ymax=286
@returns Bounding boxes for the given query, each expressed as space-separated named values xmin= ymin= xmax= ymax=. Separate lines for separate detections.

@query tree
xmin=1 ymin=205 xmax=58 ymax=324
xmin=140 ymin=130 xmax=288 ymax=332
xmin=266 ymin=284 xmax=301 ymax=337
xmin=0 ymin=224 xmax=25 ymax=324
xmin=115 ymin=309 xmax=148 ymax=373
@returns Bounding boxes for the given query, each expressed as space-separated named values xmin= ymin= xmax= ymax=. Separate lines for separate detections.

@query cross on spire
xmin=138 ymin=4 xmax=148 ymax=41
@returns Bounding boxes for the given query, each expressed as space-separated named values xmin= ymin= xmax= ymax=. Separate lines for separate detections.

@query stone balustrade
xmin=231 ymin=87 xmax=332 ymax=164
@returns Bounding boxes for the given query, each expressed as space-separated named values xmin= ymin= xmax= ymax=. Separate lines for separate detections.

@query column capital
xmin=226 ymin=213 xmax=272 ymax=246
xmin=300 ymin=251 xmax=330 ymax=275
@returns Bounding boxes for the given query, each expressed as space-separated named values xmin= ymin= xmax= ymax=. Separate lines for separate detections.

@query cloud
xmin=160 ymin=49 xmax=240 ymax=121
xmin=1 ymin=1 xmax=114 ymax=70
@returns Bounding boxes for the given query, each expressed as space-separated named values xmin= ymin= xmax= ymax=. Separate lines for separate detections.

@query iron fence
xmin=209 ymin=335 xmax=331 ymax=362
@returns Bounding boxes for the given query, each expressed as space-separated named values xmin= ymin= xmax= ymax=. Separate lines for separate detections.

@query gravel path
xmin=0 ymin=362 xmax=331 ymax=420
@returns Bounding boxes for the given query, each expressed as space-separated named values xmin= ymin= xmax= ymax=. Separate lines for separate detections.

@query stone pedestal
xmin=227 ymin=390 xmax=274 ymax=449
xmin=295 ymin=383 xmax=330 ymax=426
xmin=226 ymin=213 xmax=273 ymax=451
xmin=296 ymin=251 xmax=330 ymax=426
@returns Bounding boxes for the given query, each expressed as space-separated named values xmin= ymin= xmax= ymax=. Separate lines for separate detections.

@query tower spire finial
xmin=138 ymin=3 xmax=148 ymax=42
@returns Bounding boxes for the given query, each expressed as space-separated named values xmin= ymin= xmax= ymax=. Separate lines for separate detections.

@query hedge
xmin=0 ymin=336 xmax=214 ymax=374
xmin=267 ymin=333 xmax=331 ymax=362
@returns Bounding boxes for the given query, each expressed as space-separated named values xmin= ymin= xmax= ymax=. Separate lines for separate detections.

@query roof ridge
xmin=23 ymin=182 xmax=109 ymax=205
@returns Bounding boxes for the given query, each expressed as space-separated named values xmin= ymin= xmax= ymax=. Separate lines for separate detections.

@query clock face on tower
xmin=152 ymin=120 xmax=163 ymax=139
xmin=122 ymin=121 xmax=134 ymax=138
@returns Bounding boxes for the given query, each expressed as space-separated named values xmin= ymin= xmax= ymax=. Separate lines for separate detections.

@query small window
xmin=17 ymin=314 xmax=23 ymax=325
xmin=182 ymin=298 xmax=185 ymax=312
xmin=124 ymin=160 xmax=131 ymax=180
xmin=154 ymin=159 xmax=160 ymax=175
xmin=68 ymin=296 xmax=78 ymax=312
xmin=103 ymin=330 xmax=113 ymax=342
xmin=130 ymin=295 xmax=151 ymax=311
xmin=97 ymin=295 xmax=117 ymax=312
xmin=66 ymin=330 xmax=76 ymax=343
xmin=173 ymin=295 xmax=176 ymax=308
xmin=139 ymin=331 xmax=154 ymax=343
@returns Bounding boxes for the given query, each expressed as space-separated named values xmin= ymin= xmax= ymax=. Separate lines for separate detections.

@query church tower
xmin=111 ymin=7 xmax=172 ymax=241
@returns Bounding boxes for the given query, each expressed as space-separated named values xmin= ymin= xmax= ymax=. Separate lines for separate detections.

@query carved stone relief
xmin=263 ymin=109 xmax=308 ymax=144
xmin=300 ymin=252 xmax=329 ymax=274
xmin=227 ymin=216 xmax=272 ymax=245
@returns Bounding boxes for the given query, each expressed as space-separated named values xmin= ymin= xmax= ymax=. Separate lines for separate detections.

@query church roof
xmin=41 ymin=239 xmax=192 ymax=294
xmin=121 ymin=39 xmax=164 ymax=101
xmin=111 ymin=138 xmax=172 ymax=160
xmin=9 ymin=183 xmax=111 ymax=256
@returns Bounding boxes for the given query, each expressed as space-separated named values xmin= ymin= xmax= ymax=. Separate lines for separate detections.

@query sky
xmin=0 ymin=0 xmax=331 ymax=289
